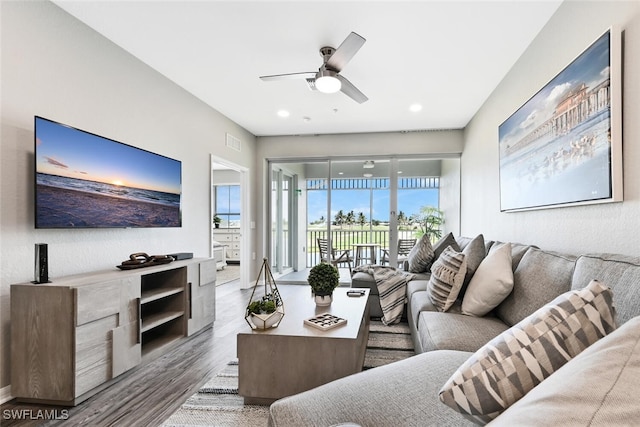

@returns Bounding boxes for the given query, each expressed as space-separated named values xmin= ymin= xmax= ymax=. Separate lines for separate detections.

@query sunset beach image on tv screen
xmin=35 ymin=117 xmax=182 ymax=228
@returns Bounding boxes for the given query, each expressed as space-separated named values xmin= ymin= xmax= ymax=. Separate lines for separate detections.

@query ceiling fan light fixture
xmin=315 ymin=69 xmax=341 ymax=94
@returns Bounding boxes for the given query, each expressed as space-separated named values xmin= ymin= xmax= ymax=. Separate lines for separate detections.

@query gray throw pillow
xmin=459 ymin=234 xmax=486 ymax=295
xmin=407 ymin=235 xmax=435 ymax=273
xmin=432 ymin=232 xmax=461 ymax=260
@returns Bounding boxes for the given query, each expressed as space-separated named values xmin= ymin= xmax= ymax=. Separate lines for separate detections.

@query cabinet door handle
xmin=188 ymin=282 xmax=193 ymax=319
xmin=136 ymin=297 xmax=141 ymax=344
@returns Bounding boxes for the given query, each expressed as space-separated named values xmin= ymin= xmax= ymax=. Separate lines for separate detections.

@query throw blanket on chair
xmin=354 ymin=265 xmax=415 ymax=325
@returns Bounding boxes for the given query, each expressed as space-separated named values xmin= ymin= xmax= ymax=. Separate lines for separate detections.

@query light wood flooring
xmin=1 ymin=280 xmax=251 ymax=427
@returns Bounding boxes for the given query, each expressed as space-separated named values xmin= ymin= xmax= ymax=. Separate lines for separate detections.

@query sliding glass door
xmin=268 ymin=156 xmax=459 ymax=274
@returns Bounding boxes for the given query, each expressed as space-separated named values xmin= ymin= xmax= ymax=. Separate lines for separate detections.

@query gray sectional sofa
xmin=268 ymin=235 xmax=640 ymax=426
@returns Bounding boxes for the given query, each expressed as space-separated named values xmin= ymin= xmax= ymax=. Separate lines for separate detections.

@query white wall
xmin=0 ymin=1 xmax=256 ymax=391
xmin=461 ymin=1 xmax=640 ymax=255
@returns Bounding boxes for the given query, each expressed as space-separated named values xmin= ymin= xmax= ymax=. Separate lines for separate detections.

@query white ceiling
xmin=53 ymin=1 xmax=563 ymax=137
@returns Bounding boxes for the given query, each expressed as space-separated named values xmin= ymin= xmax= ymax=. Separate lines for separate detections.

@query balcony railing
xmin=306 ymin=228 xmax=417 ymax=267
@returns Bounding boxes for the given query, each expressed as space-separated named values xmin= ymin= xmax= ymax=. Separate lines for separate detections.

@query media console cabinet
xmin=10 ymin=258 xmax=216 ymax=406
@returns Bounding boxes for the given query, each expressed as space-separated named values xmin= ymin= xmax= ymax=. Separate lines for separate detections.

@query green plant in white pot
xmin=308 ymin=262 xmax=340 ymax=306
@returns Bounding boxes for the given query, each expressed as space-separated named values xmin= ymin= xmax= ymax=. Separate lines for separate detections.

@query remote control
xmin=347 ymin=290 xmax=365 ymax=297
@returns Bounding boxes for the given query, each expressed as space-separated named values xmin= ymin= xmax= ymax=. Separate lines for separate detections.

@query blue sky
xmin=308 ymin=188 xmax=439 ymax=223
xmin=35 ymin=117 xmax=181 ymax=194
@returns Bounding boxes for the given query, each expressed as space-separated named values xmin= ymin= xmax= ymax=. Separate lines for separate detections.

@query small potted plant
xmin=245 ymin=258 xmax=285 ymax=330
xmin=213 ymin=215 xmax=222 ymax=228
xmin=308 ymin=262 xmax=340 ymax=306
xmin=247 ymin=293 xmax=282 ymax=329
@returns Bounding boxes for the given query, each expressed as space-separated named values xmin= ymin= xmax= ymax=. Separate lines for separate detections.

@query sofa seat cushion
xmin=268 ymin=350 xmax=476 ymax=427
xmin=490 ymin=315 xmax=640 ymax=426
xmin=571 ymin=253 xmax=640 ymax=325
xmin=407 ymin=278 xmax=429 ymax=299
xmin=351 ymin=271 xmax=378 ymax=295
xmin=496 ymin=247 xmax=577 ymax=326
xmin=418 ymin=310 xmax=509 ymax=353
xmin=409 ymin=290 xmax=439 ymax=328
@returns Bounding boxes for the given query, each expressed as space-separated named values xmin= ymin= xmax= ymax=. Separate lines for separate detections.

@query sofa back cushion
xmin=571 ymin=253 xmax=640 ymax=326
xmin=496 ymin=247 xmax=576 ymax=326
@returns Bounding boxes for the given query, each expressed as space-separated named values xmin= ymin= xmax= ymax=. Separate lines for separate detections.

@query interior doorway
xmin=211 ymin=155 xmax=249 ymax=287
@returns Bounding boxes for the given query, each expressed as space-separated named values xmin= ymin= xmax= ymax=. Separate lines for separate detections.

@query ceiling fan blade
xmin=326 ymin=32 xmax=366 ymax=72
xmin=337 ymin=74 xmax=368 ymax=104
xmin=259 ymin=72 xmax=316 ymax=82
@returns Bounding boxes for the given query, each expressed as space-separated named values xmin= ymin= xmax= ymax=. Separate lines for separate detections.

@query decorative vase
xmin=314 ymin=293 xmax=333 ymax=306
xmin=249 ymin=309 xmax=285 ymax=330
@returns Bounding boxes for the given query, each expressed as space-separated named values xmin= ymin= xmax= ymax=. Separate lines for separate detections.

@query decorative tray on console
xmin=117 ymin=253 xmax=174 ymax=270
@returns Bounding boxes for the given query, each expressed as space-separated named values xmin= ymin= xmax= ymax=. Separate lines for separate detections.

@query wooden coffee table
xmin=237 ymin=286 xmax=370 ymax=405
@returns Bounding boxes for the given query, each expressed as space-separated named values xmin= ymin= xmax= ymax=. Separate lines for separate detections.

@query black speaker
xmin=34 ymin=243 xmax=49 ymax=284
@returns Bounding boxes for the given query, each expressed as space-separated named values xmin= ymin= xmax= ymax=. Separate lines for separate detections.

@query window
xmin=214 ymin=185 xmax=240 ymax=228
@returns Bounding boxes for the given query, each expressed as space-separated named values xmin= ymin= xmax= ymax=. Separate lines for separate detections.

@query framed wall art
xmin=499 ymin=27 xmax=622 ymax=212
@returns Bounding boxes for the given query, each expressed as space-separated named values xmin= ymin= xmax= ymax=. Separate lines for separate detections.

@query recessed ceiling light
xmin=363 ymin=173 xmax=373 ymax=178
xmin=277 ymin=110 xmax=290 ymax=118
xmin=409 ymin=104 xmax=423 ymax=113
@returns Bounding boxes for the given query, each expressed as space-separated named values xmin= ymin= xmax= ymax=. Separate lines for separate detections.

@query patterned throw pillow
xmin=439 ymin=280 xmax=617 ymax=424
xmin=426 ymin=246 xmax=467 ymax=312
xmin=407 ymin=235 xmax=435 ymax=273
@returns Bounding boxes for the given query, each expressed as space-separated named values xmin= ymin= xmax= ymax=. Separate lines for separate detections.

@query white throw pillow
xmin=462 ymin=243 xmax=514 ymax=317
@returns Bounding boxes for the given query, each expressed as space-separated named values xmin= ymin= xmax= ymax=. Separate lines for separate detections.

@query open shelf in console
xmin=140 ymin=267 xmax=187 ymax=357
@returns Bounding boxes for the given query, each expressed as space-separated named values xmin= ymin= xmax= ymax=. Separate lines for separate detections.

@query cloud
xmin=600 ymin=66 xmax=610 ymax=78
xmin=546 ymin=82 xmax=572 ymax=105
xmin=520 ymin=110 xmax=538 ymax=129
xmin=45 ymin=156 xmax=68 ymax=169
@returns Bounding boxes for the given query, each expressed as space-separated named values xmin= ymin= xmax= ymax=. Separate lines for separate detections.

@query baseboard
xmin=0 ymin=385 xmax=12 ymax=404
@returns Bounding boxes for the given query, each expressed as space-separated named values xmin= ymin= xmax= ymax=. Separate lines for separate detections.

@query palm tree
xmin=357 ymin=212 xmax=367 ymax=228
xmin=397 ymin=211 xmax=407 ymax=229
xmin=410 ymin=206 xmax=444 ymax=242
xmin=334 ymin=210 xmax=345 ymax=228
xmin=346 ymin=210 xmax=355 ymax=229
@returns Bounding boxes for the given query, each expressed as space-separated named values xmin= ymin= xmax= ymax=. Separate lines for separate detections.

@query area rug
xmin=162 ymin=321 xmax=414 ymax=426
xmin=364 ymin=320 xmax=415 ymax=369
xmin=161 ymin=360 xmax=270 ymax=427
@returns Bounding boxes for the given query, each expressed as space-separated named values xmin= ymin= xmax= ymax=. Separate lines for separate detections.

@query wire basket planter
xmin=245 ymin=258 xmax=285 ymax=330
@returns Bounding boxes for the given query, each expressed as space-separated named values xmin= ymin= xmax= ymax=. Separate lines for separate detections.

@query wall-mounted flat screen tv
xmin=35 ymin=116 xmax=182 ymax=228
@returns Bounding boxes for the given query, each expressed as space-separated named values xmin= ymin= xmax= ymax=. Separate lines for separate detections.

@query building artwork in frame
xmin=499 ymin=28 xmax=622 ymax=211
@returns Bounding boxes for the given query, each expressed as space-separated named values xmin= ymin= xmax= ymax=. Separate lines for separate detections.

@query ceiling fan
xmin=259 ymin=32 xmax=368 ymax=104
